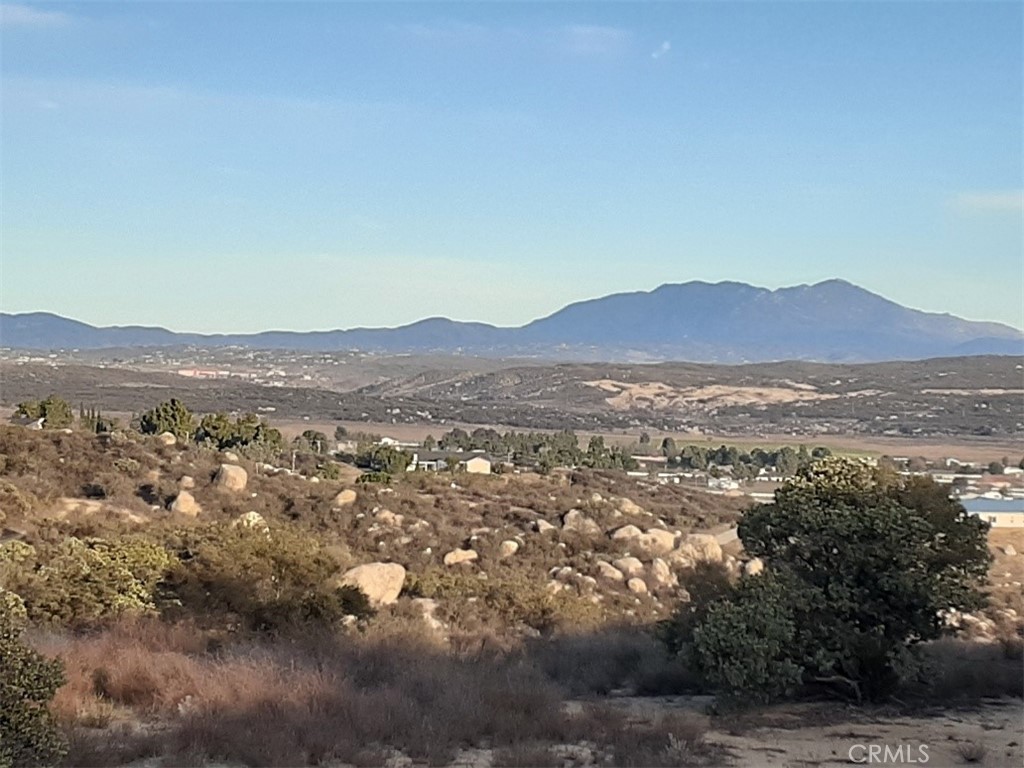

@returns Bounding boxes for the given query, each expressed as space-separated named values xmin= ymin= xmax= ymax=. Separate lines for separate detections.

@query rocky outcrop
xmin=612 ymin=556 xmax=644 ymax=580
xmin=374 ymin=509 xmax=404 ymax=528
xmin=232 ymin=511 xmax=269 ymax=532
xmin=596 ymin=561 xmax=624 ymax=582
xmin=443 ymin=548 xmax=479 ymax=566
xmin=169 ymin=491 xmax=201 ymax=516
xmin=214 ymin=463 xmax=248 ymax=492
xmin=649 ymin=558 xmax=677 ymax=589
xmin=610 ymin=524 xmax=643 ymax=542
xmin=676 ymin=533 xmax=723 ymax=563
xmin=561 ymin=509 xmax=601 ymax=536
xmin=610 ymin=525 xmax=676 ymax=556
xmin=618 ymin=498 xmax=645 ymax=516
xmin=627 ymin=577 xmax=648 ymax=595
xmin=333 ymin=489 xmax=357 ymax=507
xmin=498 ymin=540 xmax=520 ymax=558
xmin=338 ymin=562 xmax=406 ymax=606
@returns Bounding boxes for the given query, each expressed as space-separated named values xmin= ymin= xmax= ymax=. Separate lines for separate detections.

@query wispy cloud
xmin=0 ymin=2 xmax=72 ymax=28
xmin=951 ymin=190 xmax=1024 ymax=214
xmin=563 ymin=24 xmax=630 ymax=56
xmin=651 ymin=41 xmax=671 ymax=59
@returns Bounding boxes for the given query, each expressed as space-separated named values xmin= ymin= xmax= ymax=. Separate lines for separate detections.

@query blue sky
xmin=1 ymin=1 xmax=1021 ymax=332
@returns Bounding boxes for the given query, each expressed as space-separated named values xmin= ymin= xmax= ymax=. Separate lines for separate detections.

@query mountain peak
xmin=2 ymin=279 xmax=1020 ymax=362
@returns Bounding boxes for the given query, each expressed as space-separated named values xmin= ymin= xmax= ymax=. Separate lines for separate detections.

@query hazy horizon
xmin=4 ymin=278 xmax=1023 ymax=336
xmin=2 ymin=2 xmax=1021 ymax=333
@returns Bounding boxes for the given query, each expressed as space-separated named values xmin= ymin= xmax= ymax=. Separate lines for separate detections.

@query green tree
xmin=333 ymin=425 xmax=348 ymax=441
xmin=358 ymin=446 xmax=411 ymax=475
xmin=987 ymin=461 xmax=1005 ymax=475
xmin=690 ymin=457 xmax=990 ymax=703
xmin=15 ymin=396 xmax=72 ymax=429
xmin=774 ymin=446 xmax=800 ymax=476
xmin=139 ymin=398 xmax=195 ymax=440
xmin=422 ymin=434 xmax=437 ymax=451
xmin=296 ymin=430 xmax=329 ymax=455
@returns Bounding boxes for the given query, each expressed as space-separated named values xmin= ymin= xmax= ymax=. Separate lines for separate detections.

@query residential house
xmin=409 ymin=451 xmax=492 ymax=475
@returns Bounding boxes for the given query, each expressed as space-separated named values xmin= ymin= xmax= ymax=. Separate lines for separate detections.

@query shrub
xmin=658 ymin=561 xmax=734 ymax=657
xmin=411 ymin=568 xmax=602 ymax=635
xmin=162 ymin=523 xmax=369 ymax=632
xmin=691 ymin=571 xmax=804 ymax=704
xmin=3 ymin=537 xmax=173 ymax=627
xmin=0 ymin=596 xmax=67 ymax=767
xmin=15 ymin=396 xmax=73 ymax=430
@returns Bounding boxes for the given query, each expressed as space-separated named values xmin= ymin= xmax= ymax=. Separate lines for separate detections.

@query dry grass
xmin=907 ymin=638 xmax=1024 ymax=702
xmin=34 ymin=619 xmax=719 ymax=767
xmin=525 ymin=627 xmax=698 ymax=696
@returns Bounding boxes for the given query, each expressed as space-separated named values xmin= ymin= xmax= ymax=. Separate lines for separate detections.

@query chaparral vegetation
xmin=0 ymin=399 xmax=1020 ymax=767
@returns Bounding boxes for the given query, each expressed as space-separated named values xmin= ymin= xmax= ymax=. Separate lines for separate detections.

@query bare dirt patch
xmin=584 ymin=380 xmax=839 ymax=411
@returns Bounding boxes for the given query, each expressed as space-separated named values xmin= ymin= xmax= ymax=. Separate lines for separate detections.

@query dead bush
xmin=907 ymin=638 xmax=1024 ymax=702
xmin=525 ymin=628 xmax=678 ymax=696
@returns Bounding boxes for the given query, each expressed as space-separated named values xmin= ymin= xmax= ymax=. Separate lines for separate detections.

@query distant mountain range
xmin=2 ymin=280 xmax=1022 ymax=363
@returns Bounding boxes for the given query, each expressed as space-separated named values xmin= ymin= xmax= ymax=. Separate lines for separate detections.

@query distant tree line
xmin=658 ymin=439 xmax=831 ymax=478
xmin=426 ymin=428 xmax=637 ymax=472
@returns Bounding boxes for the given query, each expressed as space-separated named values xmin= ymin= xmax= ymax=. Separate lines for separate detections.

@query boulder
xmin=589 ymin=492 xmax=604 ymax=504
xmin=552 ymin=566 xmax=575 ymax=583
xmin=333 ymin=489 xmax=358 ymax=507
xmin=535 ymin=519 xmax=557 ymax=534
xmin=375 ymin=509 xmax=404 ymax=528
xmin=642 ymin=528 xmax=677 ymax=556
xmin=443 ymin=548 xmax=479 ymax=566
xmin=562 ymin=509 xmax=601 ymax=536
xmin=233 ymin=511 xmax=269 ymax=532
xmin=1004 ymin=545 xmax=1018 ymax=557
xmin=744 ymin=558 xmax=765 ymax=576
xmin=498 ymin=540 xmax=520 ymax=559
xmin=169 ymin=491 xmax=201 ymax=516
xmin=626 ymin=578 xmax=648 ymax=595
xmin=679 ymin=533 xmax=723 ymax=563
xmin=157 ymin=432 xmax=177 ymax=446
xmin=618 ymin=498 xmax=645 ymax=516
xmin=610 ymin=524 xmax=644 ymax=542
xmin=596 ymin=561 xmax=624 ymax=582
xmin=649 ymin=558 xmax=677 ymax=589
xmin=338 ymin=563 xmax=406 ymax=606
xmin=214 ymin=464 xmax=248 ymax=492
xmin=178 ymin=475 xmax=195 ymax=490
xmin=666 ymin=550 xmax=695 ymax=570
xmin=222 ymin=451 xmax=240 ymax=463
xmin=611 ymin=525 xmax=675 ymax=556
xmin=612 ymin=556 xmax=645 ymax=579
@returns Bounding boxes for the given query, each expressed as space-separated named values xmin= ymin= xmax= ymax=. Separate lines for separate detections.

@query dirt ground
xmin=706 ymin=698 xmax=1023 ymax=767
